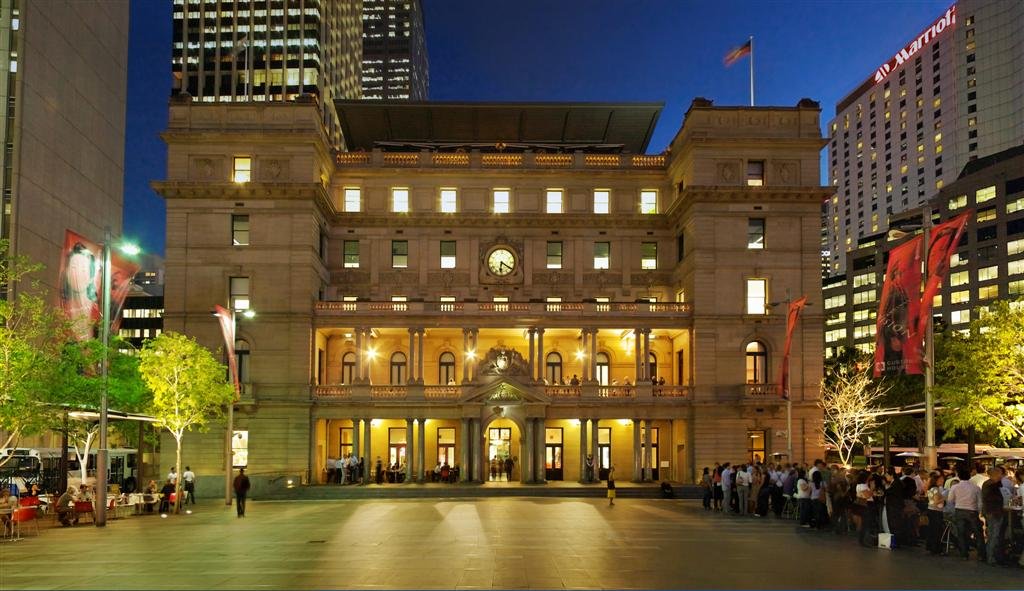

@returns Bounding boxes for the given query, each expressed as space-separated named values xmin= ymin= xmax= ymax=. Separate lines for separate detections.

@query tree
xmin=138 ymin=332 xmax=234 ymax=513
xmin=0 ymin=240 xmax=68 ymax=463
xmin=819 ymin=356 xmax=890 ymax=466
xmin=934 ymin=299 xmax=1024 ymax=445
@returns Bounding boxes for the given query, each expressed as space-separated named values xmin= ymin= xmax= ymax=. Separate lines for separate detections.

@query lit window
xmin=977 ymin=265 xmax=998 ymax=282
xmin=976 ymin=185 xmax=996 ymax=203
xmin=978 ymin=285 xmax=999 ymax=300
xmin=440 ymin=240 xmax=456 ymax=269
xmin=641 ymin=242 xmax=657 ymax=270
xmin=546 ymin=241 xmax=563 ymax=269
xmin=391 ymin=240 xmax=408 ymax=268
xmin=948 ymin=194 xmax=967 ymax=210
xmin=950 ymin=309 xmax=970 ymax=325
xmin=746 ymin=161 xmax=765 ymax=186
xmin=593 ymin=190 xmax=610 ymax=214
xmin=593 ymin=242 xmax=609 ymax=269
xmin=950 ymin=290 xmax=970 ymax=304
xmin=976 ymin=208 xmax=996 ymax=223
xmin=231 ymin=214 xmax=249 ymax=246
xmin=344 ymin=240 xmax=359 ymax=268
xmin=493 ymin=189 xmax=510 ymax=214
xmin=1007 ymin=197 xmax=1024 ymax=214
xmin=392 ymin=188 xmax=409 ymax=213
xmin=949 ymin=270 xmax=969 ymax=286
xmin=745 ymin=341 xmax=768 ymax=383
xmin=546 ymin=189 xmax=563 ymax=214
xmin=747 ymin=218 xmax=765 ymax=249
xmin=344 ymin=188 xmax=361 ymax=212
xmin=746 ymin=279 xmax=766 ymax=314
xmin=1007 ymin=238 xmax=1024 ymax=256
xmin=233 ymin=157 xmax=252 ymax=183
xmin=640 ymin=190 xmax=658 ymax=214
xmin=439 ymin=188 xmax=457 ymax=213
xmin=229 ymin=276 xmax=250 ymax=311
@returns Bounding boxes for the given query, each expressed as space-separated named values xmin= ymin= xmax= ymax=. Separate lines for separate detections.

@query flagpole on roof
xmin=749 ymin=36 xmax=754 ymax=106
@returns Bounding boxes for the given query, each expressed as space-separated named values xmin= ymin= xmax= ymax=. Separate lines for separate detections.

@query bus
xmin=0 ymin=447 xmax=140 ymax=494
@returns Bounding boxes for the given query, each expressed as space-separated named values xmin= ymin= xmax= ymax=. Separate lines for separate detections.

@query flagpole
xmin=748 ymin=36 xmax=754 ymax=107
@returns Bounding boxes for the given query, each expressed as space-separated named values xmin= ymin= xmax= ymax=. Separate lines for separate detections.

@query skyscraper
xmin=361 ymin=0 xmax=428 ymax=99
xmin=824 ymin=0 xmax=1023 ymax=276
xmin=171 ymin=0 xmax=363 ymax=147
xmin=0 ymin=0 xmax=129 ymax=296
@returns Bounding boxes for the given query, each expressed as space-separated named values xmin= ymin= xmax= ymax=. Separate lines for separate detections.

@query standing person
xmin=182 ymin=466 xmax=196 ymax=505
xmin=735 ymin=464 xmax=750 ymax=516
xmin=233 ymin=468 xmax=251 ymax=518
xmin=504 ymin=456 xmax=514 ymax=481
xmin=721 ymin=463 xmax=734 ymax=515
xmin=796 ymin=469 xmax=812 ymax=528
xmin=375 ymin=456 xmax=384 ymax=485
xmin=357 ymin=456 xmax=365 ymax=484
xmin=700 ymin=467 xmax=712 ymax=511
xmin=335 ymin=456 xmax=345 ymax=485
xmin=325 ymin=456 xmax=336 ymax=484
xmin=811 ymin=471 xmax=828 ymax=529
xmin=585 ymin=454 xmax=595 ymax=483
xmin=713 ymin=465 xmax=723 ymax=511
xmin=947 ymin=467 xmax=984 ymax=561
xmin=883 ymin=467 xmax=905 ymax=548
xmin=167 ymin=466 xmax=178 ymax=486
xmin=606 ymin=466 xmax=616 ymax=507
xmin=925 ymin=472 xmax=947 ymax=555
xmin=981 ymin=467 xmax=1007 ymax=566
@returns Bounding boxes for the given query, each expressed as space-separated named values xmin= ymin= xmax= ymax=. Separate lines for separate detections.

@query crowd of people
xmin=700 ymin=459 xmax=1024 ymax=568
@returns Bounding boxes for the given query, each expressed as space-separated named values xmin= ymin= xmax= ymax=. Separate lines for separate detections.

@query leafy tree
xmin=820 ymin=353 xmax=890 ymax=466
xmin=138 ymin=332 xmax=234 ymax=513
xmin=934 ymin=300 xmax=1024 ymax=445
xmin=0 ymin=240 xmax=68 ymax=462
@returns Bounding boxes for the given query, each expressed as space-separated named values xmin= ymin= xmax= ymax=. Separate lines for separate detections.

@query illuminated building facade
xmin=361 ymin=0 xmax=428 ymax=100
xmin=825 ymin=0 xmax=1024 ymax=276
xmin=154 ymin=97 xmax=827 ymax=495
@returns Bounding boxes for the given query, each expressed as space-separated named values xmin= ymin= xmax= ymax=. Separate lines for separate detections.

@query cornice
xmin=330 ymin=212 xmax=675 ymax=229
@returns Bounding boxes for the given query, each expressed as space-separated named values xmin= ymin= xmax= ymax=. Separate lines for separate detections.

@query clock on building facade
xmin=480 ymin=240 xmax=523 ymax=284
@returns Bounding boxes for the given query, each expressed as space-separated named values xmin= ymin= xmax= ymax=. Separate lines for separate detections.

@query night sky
xmin=124 ymin=0 xmax=951 ymax=256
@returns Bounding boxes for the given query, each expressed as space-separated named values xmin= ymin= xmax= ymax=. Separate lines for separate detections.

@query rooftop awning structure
xmin=334 ymin=100 xmax=664 ymax=154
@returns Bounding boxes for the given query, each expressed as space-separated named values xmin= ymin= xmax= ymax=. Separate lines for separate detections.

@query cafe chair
xmin=73 ymin=500 xmax=95 ymax=524
xmin=10 ymin=507 xmax=39 ymax=539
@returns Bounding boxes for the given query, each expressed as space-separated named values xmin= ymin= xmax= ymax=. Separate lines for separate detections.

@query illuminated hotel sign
xmin=872 ymin=5 xmax=956 ymax=84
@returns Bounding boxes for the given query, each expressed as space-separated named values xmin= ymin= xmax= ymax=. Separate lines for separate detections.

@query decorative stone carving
xmin=774 ymin=161 xmax=798 ymax=185
xmin=487 ymin=385 xmax=522 ymax=402
xmin=379 ymin=271 xmax=415 ymax=285
xmin=334 ymin=270 xmax=371 ymax=285
xmin=263 ymin=159 xmax=283 ymax=180
xmin=478 ymin=346 xmax=530 ymax=378
xmin=194 ymin=158 xmax=214 ymax=179
xmin=716 ymin=161 xmax=739 ymax=184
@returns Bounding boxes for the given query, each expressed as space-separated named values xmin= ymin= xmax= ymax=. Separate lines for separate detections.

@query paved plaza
xmin=1 ymin=498 xmax=1021 ymax=590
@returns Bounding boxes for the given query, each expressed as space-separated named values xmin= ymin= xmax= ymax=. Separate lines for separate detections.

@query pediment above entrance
xmin=462 ymin=375 xmax=550 ymax=405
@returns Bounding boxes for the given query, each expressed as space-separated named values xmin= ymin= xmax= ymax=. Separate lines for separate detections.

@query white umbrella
xmin=941 ymin=456 xmax=965 ymax=462
xmin=896 ymin=451 xmax=922 ymax=457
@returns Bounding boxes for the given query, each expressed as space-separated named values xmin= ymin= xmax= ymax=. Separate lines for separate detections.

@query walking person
xmin=504 ymin=457 xmax=514 ymax=482
xmin=700 ymin=467 xmax=712 ymax=510
xmin=925 ymin=472 xmax=947 ymax=555
xmin=375 ymin=456 xmax=384 ymax=485
xmin=233 ymin=468 xmax=251 ymax=518
xmin=183 ymin=466 xmax=197 ymax=505
xmin=981 ymin=467 xmax=1007 ymax=565
xmin=607 ymin=466 xmax=616 ymax=507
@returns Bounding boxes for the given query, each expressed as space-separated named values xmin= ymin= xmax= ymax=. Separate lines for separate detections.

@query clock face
xmin=487 ymin=248 xmax=516 ymax=276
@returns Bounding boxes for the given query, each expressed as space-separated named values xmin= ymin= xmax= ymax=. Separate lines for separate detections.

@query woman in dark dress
xmin=883 ymin=468 xmax=905 ymax=548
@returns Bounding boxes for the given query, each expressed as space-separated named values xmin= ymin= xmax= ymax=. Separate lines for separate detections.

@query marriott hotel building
xmin=825 ymin=0 xmax=1024 ymax=276
xmin=154 ymin=96 xmax=828 ymax=494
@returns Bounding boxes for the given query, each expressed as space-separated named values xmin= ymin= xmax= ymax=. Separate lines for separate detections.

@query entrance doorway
xmin=642 ymin=426 xmax=659 ymax=480
xmin=388 ymin=427 xmax=407 ymax=482
xmin=598 ymin=427 xmax=611 ymax=480
xmin=487 ymin=427 xmax=512 ymax=481
xmin=545 ymin=427 xmax=563 ymax=480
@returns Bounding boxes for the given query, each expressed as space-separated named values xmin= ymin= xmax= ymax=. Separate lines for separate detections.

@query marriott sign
xmin=873 ymin=5 xmax=957 ymax=84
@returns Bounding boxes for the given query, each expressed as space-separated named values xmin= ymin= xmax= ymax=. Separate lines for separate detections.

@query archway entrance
xmin=483 ymin=418 xmax=521 ymax=482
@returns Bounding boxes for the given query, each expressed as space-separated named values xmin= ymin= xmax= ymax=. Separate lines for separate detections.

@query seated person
xmin=77 ymin=484 xmax=94 ymax=502
xmin=440 ymin=462 xmax=451 ymax=482
xmin=0 ymin=488 xmax=17 ymax=535
xmin=56 ymin=488 xmax=77 ymax=527
xmin=159 ymin=480 xmax=175 ymax=513
xmin=143 ymin=480 xmax=159 ymax=512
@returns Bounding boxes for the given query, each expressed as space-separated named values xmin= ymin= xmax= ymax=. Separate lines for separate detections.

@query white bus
xmin=0 ymin=447 xmax=140 ymax=493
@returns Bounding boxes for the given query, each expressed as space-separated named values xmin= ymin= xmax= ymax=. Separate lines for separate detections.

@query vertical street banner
xmin=874 ymin=235 xmax=924 ymax=377
xmin=918 ymin=211 xmax=971 ymax=332
xmin=214 ymin=305 xmax=240 ymax=398
xmin=779 ymin=296 xmax=808 ymax=399
xmin=58 ymin=230 xmax=140 ymax=341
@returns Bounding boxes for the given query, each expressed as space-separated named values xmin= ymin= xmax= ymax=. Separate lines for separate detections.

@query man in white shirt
xmin=336 ymin=456 xmax=347 ymax=485
xmin=947 ymin=469 xmax=984 ymax=560
xmin=167 ymin=467 xmax=178 ymax=485
xmin=721 ymin=464 xmax=734 ymax=514
xmin=182 ymin=466 xmax=196 ymax=505
xmin=735 ymin=465 xmax=751 ymax=515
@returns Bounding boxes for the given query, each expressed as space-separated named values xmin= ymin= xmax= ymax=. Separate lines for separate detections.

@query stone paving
xmin=1 ymin=498 xmax=1021 ymax=590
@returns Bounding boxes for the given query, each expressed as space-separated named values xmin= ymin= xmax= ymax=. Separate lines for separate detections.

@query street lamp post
xmin=213 ymin=306 xmax=254 ymax=506
xmin=769 ymin=291 xmax=812 ymax=465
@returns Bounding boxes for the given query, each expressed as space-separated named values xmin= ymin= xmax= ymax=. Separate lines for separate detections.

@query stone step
xmin=261 ymin=483 xmax=704 ymax=501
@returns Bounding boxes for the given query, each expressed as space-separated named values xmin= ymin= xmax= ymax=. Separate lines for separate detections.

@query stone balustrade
xmin=335 ymin=149 xmax=666 ymax=171
xmin=315 ymin=300 xmax=690 ymax=318
xmin=745 ymin=383 xmax=781 ymax=397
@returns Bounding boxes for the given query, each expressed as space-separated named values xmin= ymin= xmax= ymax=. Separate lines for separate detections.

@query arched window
xmin=745 ymin=341 xmax=768 ymax=384
xmin=595 ymin=352 xmax=610 ymax=386
xmin=647 ymin=351 xmax=657 ymax=382
xmin=438 ymin=352 xmax=456 ymax=385
xmin=390 ymin=352 xmax=407 ymax=385
xmin=546 ymin=352 xmax=563 ymax=385
xmin=341 ymin=352 xmax=356 ymax=384
xmin=235 ymin=340 xmax=250 ymax=391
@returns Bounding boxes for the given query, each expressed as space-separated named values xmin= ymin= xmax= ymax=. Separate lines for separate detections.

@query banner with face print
xmin=874 ymin=235 xmax=923 ymax=377
xmin=58 ymin=230 xmax=139 ymax=341
xmin=918 ymin=212 xmax=970 ymax=335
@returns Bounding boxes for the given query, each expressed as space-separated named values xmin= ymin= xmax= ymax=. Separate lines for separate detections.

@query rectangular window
xmin=641 ymin=242 xmax=657 ymax=270
xmin=231 ymin=430 xmax=248 ymax=468
xmin=976 ymin=208 xmax=996 ymax=223
xmin=948 ymin=194 xmax=967 ymax=210
xmin=949 ymin=270 xmax=969 ymax=287
xmin=978 ymin=285 xmax=999 ymax=300
xmin=493 ymin=189 xmax=510 ymax=214
xmin=343 ymin=240 xmax=360 ymax=268
xmin=950 ymin=289 xmax=970 ymax=304
xmin=746 ymin=160 xmax=764 ymax=186
xmin=640 ymin=190 xmax=658 ymax=214
xmin=950 ymin=309 xmax=970 ymax=325
xmin=593 ymin=242 xmax=610 ymax=269
xmin=392 ymin=240 xmax=408 ymax=268
xmin=824 ymin=294 xmax=846 ymax=309
xmin=546 ymin=241 xmax=563 ymax=269
xmin=229 ymin=276 xmax=250 ymax=311
xmin=231 ymin=214 xmax=250 ymax=246
xmin=1010 ymin=259 xmax=1024 ymax=277
xmin=1008 ymin=239 xmax=1024 ymax=257
xmin=852 ymin=291 xmax=875 ymax=305
xmin=746 ymin=279 xmax=767 ymax=314
xmin=343 ymin=187 xmax=361 ymax=212
xmin=439 ymin=188 xmax=457 ymax=213
xmin=593 ymin=190 xmax=610 ymax=214
xmin=977 ymin=265 xmax=998 ymax=282
xmin=975 ymin=185 xmax=996 ymax=203
xmin=1006 ymin=196 xmax=1024 ymax=214
xmin=233 ymin=157 xmax=251 ymax=183
xmin=392 ymin=188 xmax=410 ymax=213
xmin=546 ymin=189 xmax=563 ymax=214
xmin=440 ymin=240 xmax=456 ymax=269
xmin=747 ymin=218 xmax=765 ymax=249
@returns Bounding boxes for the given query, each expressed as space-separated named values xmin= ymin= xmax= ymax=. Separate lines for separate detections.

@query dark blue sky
xmin=124 ymin=0 xmax=951 ymax=256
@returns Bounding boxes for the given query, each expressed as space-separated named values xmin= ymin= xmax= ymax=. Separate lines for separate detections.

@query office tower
xmin=171 ymin=0 xmax=363 ymax=147
xmin=361 ymin=0 xmax=428 ymax=99
xmin=824 ymin=0 xmax=1023 ymax=276
xmin=0 ymin=0 xmax=129 ymax=296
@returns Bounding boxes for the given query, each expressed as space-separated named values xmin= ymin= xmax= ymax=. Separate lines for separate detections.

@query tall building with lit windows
xmin=154 ymin=97 xmax=827 ymax=496
xmin=825 ymin=0 xmax=1024 ymax=276
xmin=171 ymin=0 xmax=363 ymax=148
xmin=361 ymin=0 xmax=428 ymax=99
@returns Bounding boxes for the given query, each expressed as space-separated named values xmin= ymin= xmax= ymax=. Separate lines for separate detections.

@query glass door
xmin=642 ymin=426 xmax=659 ymax=480
xmin=545 ymin=428 xmax=563 ymax=480
xmin=598 ymin=427 xmax=611 ymax=480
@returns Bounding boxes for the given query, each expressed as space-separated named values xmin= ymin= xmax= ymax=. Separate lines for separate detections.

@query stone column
xmin=417 ymin=329 xmax=425 ymax=384
xmin=352 ymin=419 xmax=362 ymax=480
xmin=405 ymin=418 xmax=414 ymax=483
xmin=407 ymin=328 xmax=416 ymax=384
xmin=461 ymin=329 xmax=471 ymax=383
xmin=644 ymin=419 xmax=653 ymax=482
xmin=523 ymin=418 xmax=534 ymax=484
xmin=632 ymin=419 xmax=641 ymax=482
xmin=363 ymin=418 xmax=373 ymax=485
xmin=469 ymin=328 xmax=479 ymax=382
xmin=643 ymin=329 xmax=652 ymax=382
xmin=590 ymin=329 xmax=599 ymax=384
xmin=472 ymin=419 xmax=482 ymax=482
xmin=355 ymin=328 xmax=364 ymax=382
xmin=364 ymin=328 xmax=374 ymax=381
xmin=590 ymin=419 xmax=599 ymax=483
xmin=634 ymin=329 xmax=642 ymax=383
xmin=417 ymin=418 xmax=426 ymax=483
xmin=536 ymin=328 xmax=545 ymax=383
xmin=580 ymin=330 xmax=589 ymax=382
xmin=578 ymin=418 xmax=588 ymax=483
xmin=534 ymin=418 xmax=546 ymax=483
xmin=528 ymin=328 xmax=536 ymax=380
xmin=459 ymin=418 xmax=469 ymax=482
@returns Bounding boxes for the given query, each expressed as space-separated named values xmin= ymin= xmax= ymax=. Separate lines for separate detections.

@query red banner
xmin=874 ymin=235 xmax=924 ymax=377
xmin=58 ymin=230 xmax=139 ymax=341
xmin=918 ymin=212 xmax=971 ymax=336
xmin=214 ymin=305 xmax=240 ymax=399
xmin=779 ymin=296 xmax=808 ymax=399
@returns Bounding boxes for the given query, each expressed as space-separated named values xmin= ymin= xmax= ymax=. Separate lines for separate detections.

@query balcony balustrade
xmin=315 ymin=300 xmax=690 ymax=318
xmin=335 ymin=149 xmax=666 ymax=171
xmin=744 ymin=383 xmax=780 ymax=397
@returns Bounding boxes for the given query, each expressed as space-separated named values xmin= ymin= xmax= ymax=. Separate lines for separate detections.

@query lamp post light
xmin=212 ymin=306 xmax=254 ymax=506
xmin=768 ymin=292 xmax=812 ymax=465
xmin=96 ymin=230 xmax=140 ymax=528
